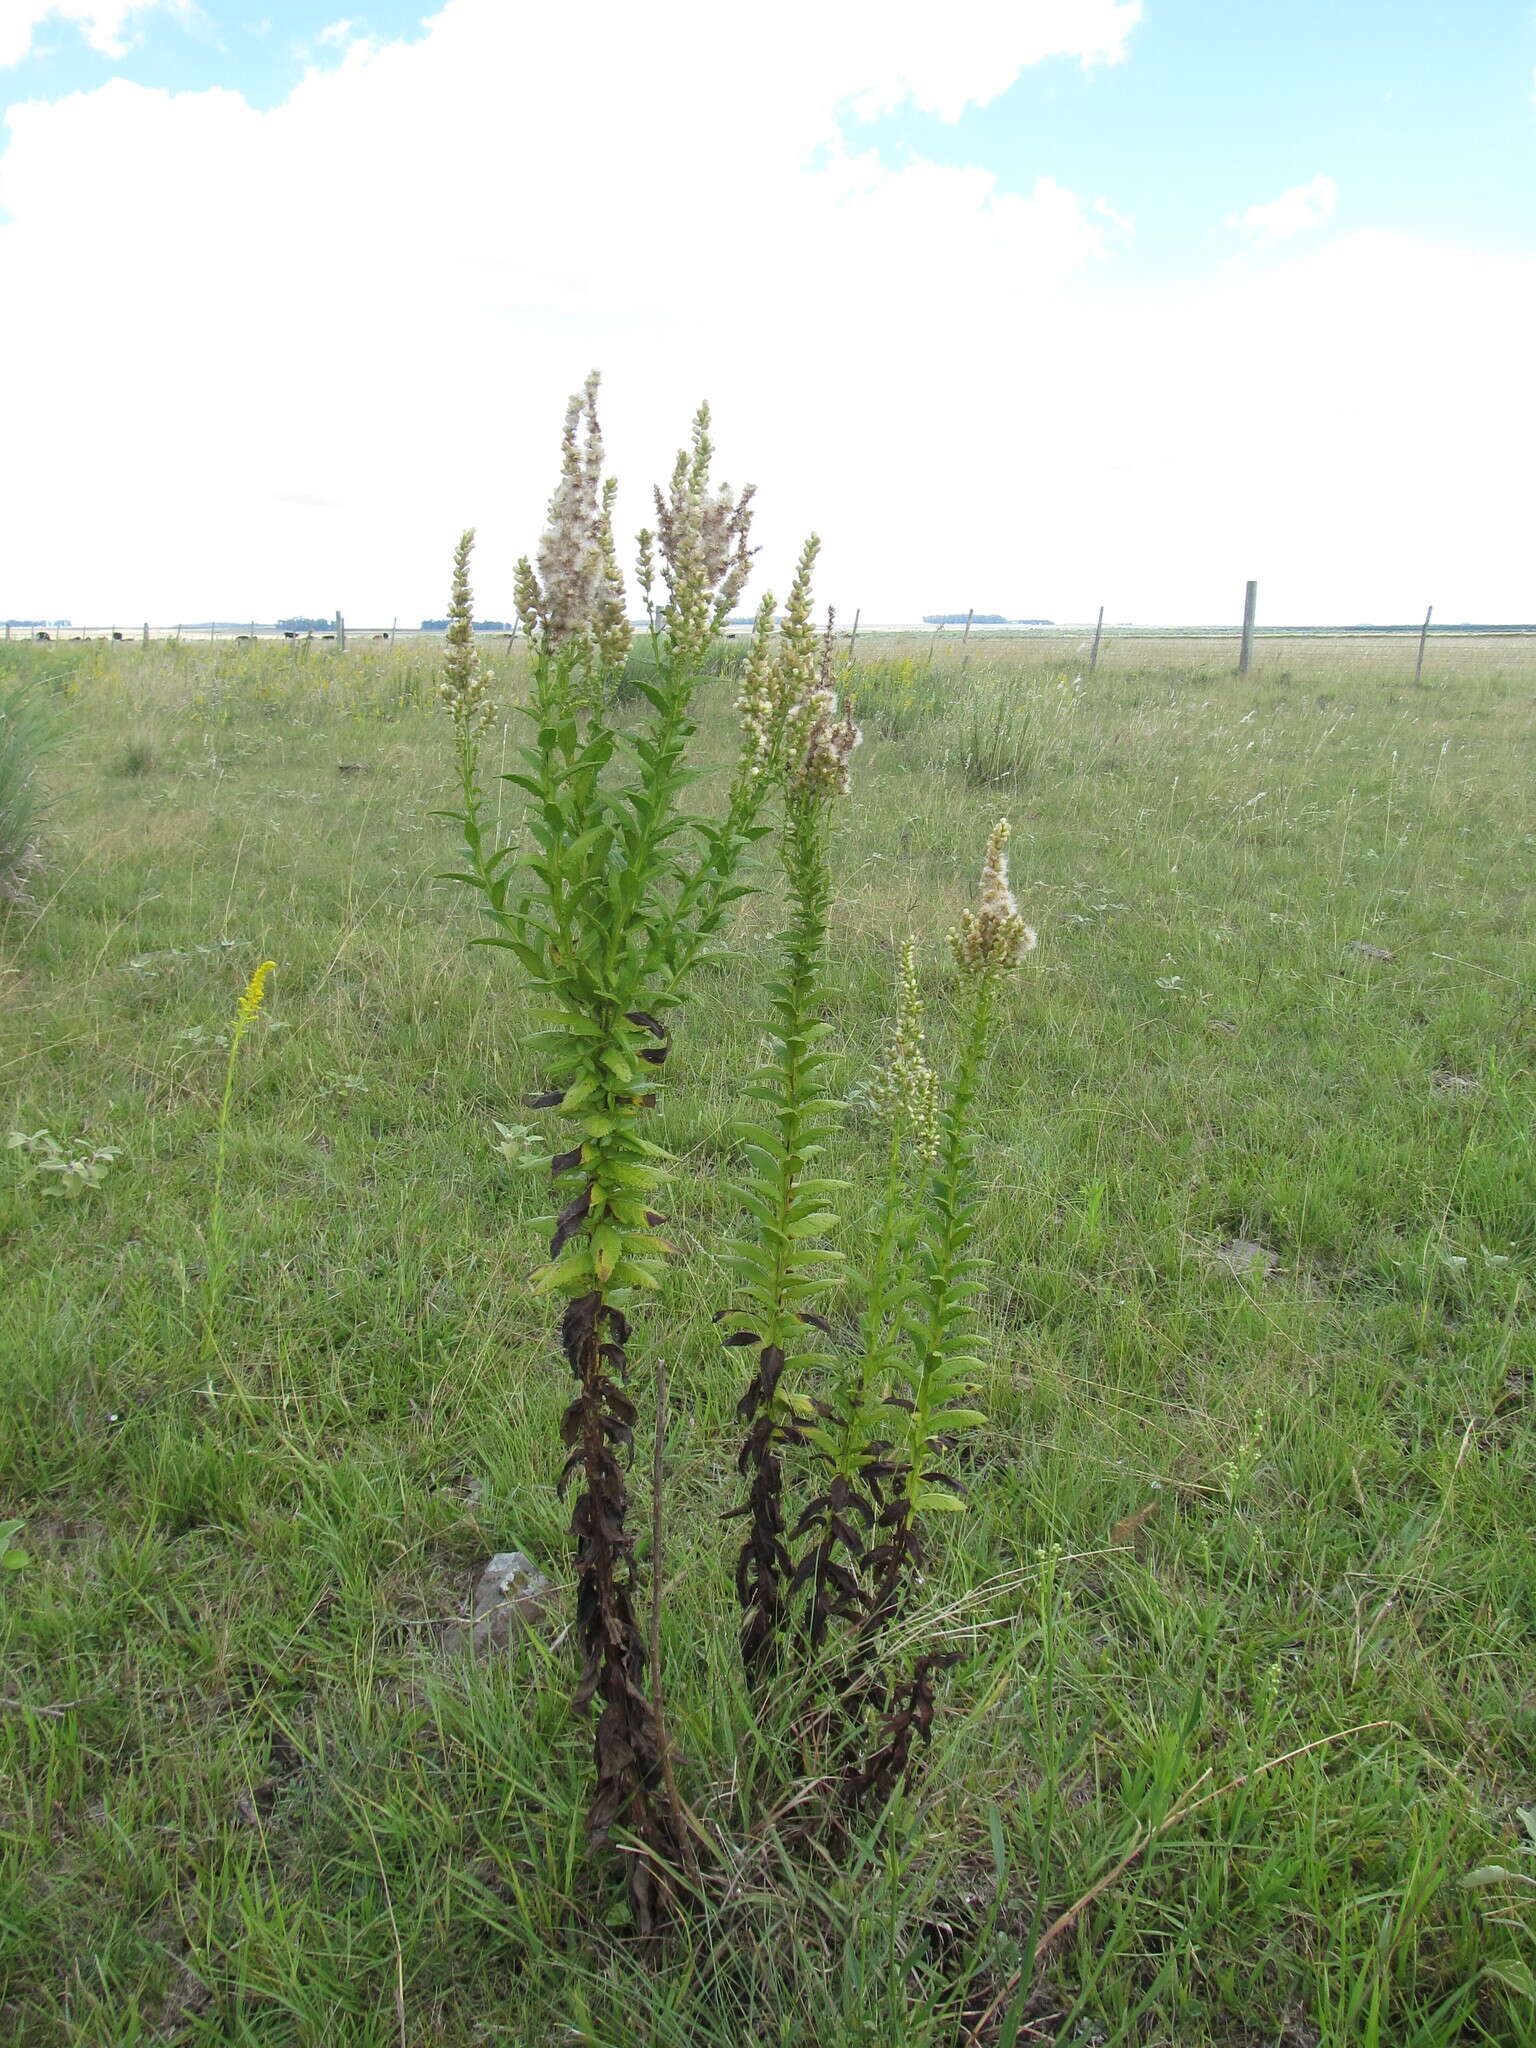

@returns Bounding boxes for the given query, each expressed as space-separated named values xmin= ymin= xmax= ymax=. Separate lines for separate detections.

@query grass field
xmin=1 ymin=632 xmax=1533 ymax=2046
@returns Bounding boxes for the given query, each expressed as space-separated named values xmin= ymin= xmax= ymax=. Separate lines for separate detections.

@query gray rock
xmin=1213 ymin=1238 xmax=1278 ymax=1279
xmin=442 ymin=1551 xmax=558 ymax=1655
xmin=1346 ymin=941 xmax=1394 ymax=962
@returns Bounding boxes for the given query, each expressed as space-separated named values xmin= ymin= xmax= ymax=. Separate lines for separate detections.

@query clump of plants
xmin=440 ymin=373 xmax=1035 ymax=1925
xmin=0 ymin=678 xmax=52 ymax=910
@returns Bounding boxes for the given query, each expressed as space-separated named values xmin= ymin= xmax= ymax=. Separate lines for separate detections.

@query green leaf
xmin=1483 ymin=1960 xmax=1536 ymax=2000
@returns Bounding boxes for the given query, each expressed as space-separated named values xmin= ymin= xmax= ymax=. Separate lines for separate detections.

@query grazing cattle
xmin=34 ymin=631 xmax=50 ymax=642
xmin=112 ymin=631 xmax=125 ymax=641
xmin=372 ymin=632 xmax=388 ymax=641
xmin=283 ymin=631 xmax=300 ymax=640
xmin=235 ymin=635 xmax=254 ymax=645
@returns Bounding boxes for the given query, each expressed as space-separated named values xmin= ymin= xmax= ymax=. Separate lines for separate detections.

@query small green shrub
xmin=113 ymin=735 xmax=158 ymax=777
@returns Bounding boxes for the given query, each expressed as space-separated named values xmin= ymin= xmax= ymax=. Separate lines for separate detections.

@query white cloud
xmin=315 ymin=18 xmax=358 ymax=48
xmin=0 ymin=1 xmax=1531 ymax=628
xmin=0 ymin=2 xmax=184 ymax=66
xmin=1232 ymin=172 xmax=1338 ymax=243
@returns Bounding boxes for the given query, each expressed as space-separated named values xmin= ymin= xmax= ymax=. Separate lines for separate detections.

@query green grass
xmin=1 ymin=633 xmax=1533 ymax=2045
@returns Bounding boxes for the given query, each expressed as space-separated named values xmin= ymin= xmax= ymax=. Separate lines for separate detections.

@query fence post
xmin=847 ymin=607 xmax=860 ymax=662
xmin=335 ymin=611 xmax=346 ymax=653
xmin=960 ymin=606 xmax=975 ymax=669
xmin=1089 ymin=604 xmax=1104 ymax=675
xmin=1414 ymin=604 xmax=1433 ymax=684
xmin=389 ymin=617 xmax=397 ymax=648
xmin=3 ymin=622 xmax=9 ymax=641
xmin=1239 ymin=580 xmax=1258 ymax=674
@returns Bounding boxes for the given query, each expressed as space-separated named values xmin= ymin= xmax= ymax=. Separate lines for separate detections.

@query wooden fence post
xmin=847 ymin=607 xmax=861 ymax=662
xmin=1089 ymin=604 xmax=1104 ymax=675
xmin=335 ymin=611 xmax=346 ymax=653
xmin=142 ymin=622 xmax=149 ymax=645
xmin=1239 ymin=580 xmax=1258 ymax=674
xmin=960 ymin=606 xmax=975 ymax=669
xmin=1414 ymin=604 xmax=1433 ymax=684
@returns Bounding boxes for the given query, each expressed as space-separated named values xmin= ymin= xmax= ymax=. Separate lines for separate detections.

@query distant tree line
xmin=419 ymin=618 xmax=512 ymax=632
xmin=275 ymin=616 xmax=333 ymax=632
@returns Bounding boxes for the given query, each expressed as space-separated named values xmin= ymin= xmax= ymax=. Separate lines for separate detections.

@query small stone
xmin=1213 ymin=1238 xmax=1278 ymax=1279
xmin=1431 ymin=1072 xmax=1479 ymax=1093
xmin=1346 ymin=941 xmax=1394 ymax=962
xmin=442 ymin=1551 xmax=558 ymax=1656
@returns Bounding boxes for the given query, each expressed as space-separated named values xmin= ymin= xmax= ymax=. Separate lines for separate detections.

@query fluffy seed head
xmin=949 ymin=820 xmax=1036 ymax=972
xmin=519 ymin=372 xmax=631 ymax=667
xmin=650 ymin=402 xmax=756 ymax=667
xmin=788 ymin=605 xmax=861 ymax=799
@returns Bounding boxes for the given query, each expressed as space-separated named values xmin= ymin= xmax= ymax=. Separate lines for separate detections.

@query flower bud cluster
xmin=733 ymin=537 xmax=861 ymax=799
xmin=735 ymin=589 xmax=781 ymax=777
xmin=867 ymin=938 xmax=940 ymax=1162
xmin=949 ymin=820 xmax=1037 ymax=973
xmin=439 ymin=528 xmax=497 ymax=736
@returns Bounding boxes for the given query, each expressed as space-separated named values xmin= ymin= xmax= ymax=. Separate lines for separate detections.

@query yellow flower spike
xmin=235 ymin=960 xmax=276 ymax=1031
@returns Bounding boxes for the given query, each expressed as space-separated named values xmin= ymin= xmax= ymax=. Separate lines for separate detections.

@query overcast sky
xmin=2 ymin=1 xmax=1533 ymax=626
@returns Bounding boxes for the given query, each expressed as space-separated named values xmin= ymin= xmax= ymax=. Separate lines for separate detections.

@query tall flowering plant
xmin=441 ymin=373 xmax=1039 ymax=1913
xmin=722 ymin=798 xmax=1035 ymax=1804
xmin=440 ymin=376 xmax=779 ymax=1924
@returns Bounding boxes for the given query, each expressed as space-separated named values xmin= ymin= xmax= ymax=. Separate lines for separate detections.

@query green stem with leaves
xmin=724 ymin=788 xmax=849 ymax=1673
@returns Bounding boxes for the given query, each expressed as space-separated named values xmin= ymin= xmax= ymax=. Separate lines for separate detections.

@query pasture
xmin=1 ymin=631 xmax=1533 ymax=2045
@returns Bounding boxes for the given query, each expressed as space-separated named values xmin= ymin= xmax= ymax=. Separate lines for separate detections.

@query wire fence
xmin=6 ymin=620 xmax=1535 ymax=647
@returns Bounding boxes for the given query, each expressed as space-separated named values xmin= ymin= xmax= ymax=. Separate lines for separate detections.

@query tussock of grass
xmin=1 ymin=636 xmax=1533 ymax=2044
